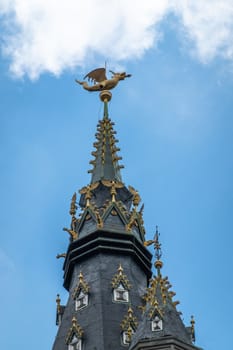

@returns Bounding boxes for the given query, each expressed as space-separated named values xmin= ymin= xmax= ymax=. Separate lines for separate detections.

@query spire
xmin=131 ymin=228 xmax=196 ymax=349
xmin=88 ymin=91 xmax=124 ymax=183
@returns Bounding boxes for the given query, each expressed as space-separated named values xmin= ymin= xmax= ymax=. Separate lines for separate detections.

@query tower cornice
xmin=63 ymin=229 xmax=152 ymax=290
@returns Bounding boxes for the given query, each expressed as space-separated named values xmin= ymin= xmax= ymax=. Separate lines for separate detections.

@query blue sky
xmin=1 ymin=2 xmax=233 ymax=349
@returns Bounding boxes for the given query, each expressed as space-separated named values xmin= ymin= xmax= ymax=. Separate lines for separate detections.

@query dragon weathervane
xmin=76 ymin=67 xmax=131 ymax=92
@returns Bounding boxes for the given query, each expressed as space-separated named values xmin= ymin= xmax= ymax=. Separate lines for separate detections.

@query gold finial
xmin=70 ymin=193 xmax=77 ymax=216
xmin=128 ymin=306 xmax=133 ymax=318
xmin=56 ymin=294 xmax=61 ymax=313
xmin=111 ymin=184 xmax=117 ymax=202
xmin=100 ymin=90 xmax=112 ymax=102
xmin=79 ymin=183 xmax=99 ymax=207
xmin=162 ymin=293 xmax=166 ymax=304
xmin=144 ymin=226 xmax=163 ymax=274
xmin=62 ymin=192 xmax=79 ymax=242
xmin=128 ymin=186 xmax=141 ymax=207
xmin=190 ymin=315 xmax=196 ymax=342
xmin=56 ymin=294 xmax=61 ymax=304
xmin=154 ymin=226 xmax=162 ymax=260
xmin=101 ymin=180 xmax=124 ymax=202
xmin=72 ymin=317 xmax=77 ymax=326
xmin=85 ymin=186 xmax=92 ymax=206
xmin=118 ymin=263 xmax=123 ymax=275
xmin=126 ymin=326 xmax=133 ymax=342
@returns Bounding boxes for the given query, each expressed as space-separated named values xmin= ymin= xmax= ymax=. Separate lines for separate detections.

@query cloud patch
xmin=1 ymin=0 xmax=233 ymax=79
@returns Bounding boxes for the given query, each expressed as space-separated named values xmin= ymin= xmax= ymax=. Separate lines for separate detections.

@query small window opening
xmin=113 ymin=283 xmax=129 ymax=303
xmin=75 ymin=290 xmax=88 ymax=310
xmin=151 ymin=315 xmax=163 ymax=332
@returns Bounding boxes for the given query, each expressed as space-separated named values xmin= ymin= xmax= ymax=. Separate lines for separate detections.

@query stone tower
xmin=52 ymin=90 xmax=203 ymax=350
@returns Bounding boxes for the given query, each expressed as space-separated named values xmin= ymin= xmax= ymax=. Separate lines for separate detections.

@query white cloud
xmin=1 ymin=0 xmax=233 ymax=79
xmin=173 ymin=0 xmax=233 ymax=62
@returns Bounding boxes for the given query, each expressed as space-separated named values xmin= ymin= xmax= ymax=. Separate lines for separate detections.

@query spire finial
xmin=118 ymin=263 xmax=123 ymax=275
xmin=56 ymin=294 xmax=61 ymax=307
xmin=190 ymin=315 xmax=196 ymax=342
xmin=56 ymin=294 xmax=61 ymax=311
xmin=79 ymin=271 xmax=84 ymax=281
xmin=144 ymin=226 xmax=163 ymax=274
xmin=154 ymin=226 xmax=162 ymax=260
xmin=72 ymin=316 xmax=77 ymax=326
xmin=154 ymin=226 xmax=163 ymax=275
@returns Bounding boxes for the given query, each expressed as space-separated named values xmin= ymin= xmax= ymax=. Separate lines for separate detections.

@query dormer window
xmin=122 ymin=328 xmax=134 ymax=345
xmin=75 ymin=290 xmax=88 ymax=311
xmin=73 ymin=272 xmax=89 ymax=311
xmin=66 ymin=317 xmax=83 ymax=350
xmin=151 ymin=315 xmax=163 ymax=332
xmin=113 ymin=283 xmax=129 ymax=303
xmin=68 ymin=335 xmax=82 ymax=350
xmin=120 ymin=307 xmax=138 ymax=346
xmin=111 ymin=264 xmax=131 ymax=303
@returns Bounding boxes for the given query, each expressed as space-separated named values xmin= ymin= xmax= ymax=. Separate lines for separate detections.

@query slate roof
xmin=129 ymin=260 xmax=195 ymax=349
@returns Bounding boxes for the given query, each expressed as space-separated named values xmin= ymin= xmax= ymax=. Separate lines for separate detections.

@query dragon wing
xmin=84 ymin=67 xmax=107 ymax=83
xmin=71 ymin=192 xmax=77 ymax=203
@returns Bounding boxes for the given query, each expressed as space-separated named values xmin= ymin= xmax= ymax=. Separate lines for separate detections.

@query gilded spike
xmin=113 ymin=156 xmax=122 ymax=162
xmin=56 ymin=253 xmax=66 ymax=259
xmin=63 ymin=227 xmax=78 ymax=241
xmin=173 ymin=300 xmax=180 ymax=307
xmin=91 ymin=151 xmax=97 ymax=157
xmin=69 ymin=193 xmax=77 ymax=216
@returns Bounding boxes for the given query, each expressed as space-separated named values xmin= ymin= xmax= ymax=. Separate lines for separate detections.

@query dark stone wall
xmin=52 ymin=251 xmax=149 ymax=350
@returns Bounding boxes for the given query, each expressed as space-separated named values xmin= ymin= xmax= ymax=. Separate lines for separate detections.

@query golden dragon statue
xmin=76 ymin=67 xmax=131 ymax=92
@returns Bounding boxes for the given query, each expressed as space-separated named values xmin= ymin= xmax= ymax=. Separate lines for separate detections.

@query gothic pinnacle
xmin=88 ymin=94 xmax=124 ymax=183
